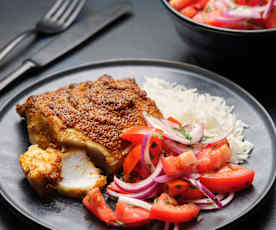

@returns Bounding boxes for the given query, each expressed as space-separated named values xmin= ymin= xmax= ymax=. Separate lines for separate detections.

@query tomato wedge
xmin=265 ymin=6 xmax=276 ymax=29
xmin=167 ymin=116 xmax=182 ymax=127
xmin=162 ymin=151 xmax=197 ymax=177
xmin=123 ymin=145 xmax=141 ymax=181
xmin=165 ymin=179 xmax=205 ymax=201
xmin=115 ymin=202 xmax=150 ymax=227
xmin=200 ymin=164 xmax=255 ymax=193
xmin=169 ymin=0 xmax=197 ymax=10
xmin=82 ymin=188 xmax=116 ymax=225
xmin=150 ymin=193 xmax=200 ymax=223
xmin=120 ymin=126 xmax=163 ymax=144
xmin=235 ymin=0 xmax=267 ymax=6
xmin=197 ymin=141 xmax=232 ymax=173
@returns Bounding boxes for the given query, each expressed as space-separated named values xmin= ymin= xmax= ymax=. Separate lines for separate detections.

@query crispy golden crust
xmin=19 ymin=145 xmax=62 ymax=196
xmin=17 ymin=75 xmax=162 ymax=172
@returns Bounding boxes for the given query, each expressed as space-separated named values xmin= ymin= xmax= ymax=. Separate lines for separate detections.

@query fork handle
xmin=0 ymin=29 xmax=36 ymax=64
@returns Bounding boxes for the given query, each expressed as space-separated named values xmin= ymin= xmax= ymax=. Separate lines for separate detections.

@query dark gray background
xmin=0 ymin=0 xmax=275 ymax=229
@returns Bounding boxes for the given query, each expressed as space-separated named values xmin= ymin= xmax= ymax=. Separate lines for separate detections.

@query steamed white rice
xmin=143 ymin=77 xmax=254 ymax=164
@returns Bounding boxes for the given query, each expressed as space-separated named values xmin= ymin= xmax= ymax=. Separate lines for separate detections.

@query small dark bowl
xmin=161 ymin=0 xmax=276 ymax=69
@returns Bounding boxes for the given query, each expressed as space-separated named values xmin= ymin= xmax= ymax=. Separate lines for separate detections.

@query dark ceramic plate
xmin=0 ymin=59 xmax=275 ymax=230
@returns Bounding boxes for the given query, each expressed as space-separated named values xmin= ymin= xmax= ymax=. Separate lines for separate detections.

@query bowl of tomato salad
xmin=82 ymin=114 xmax=255 ymax=229
xmin=161 ymin=0 xmax=276 ymax=67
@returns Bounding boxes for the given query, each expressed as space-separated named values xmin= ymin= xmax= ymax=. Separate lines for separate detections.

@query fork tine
xmin=63 ymin=0 xmax=86 ymax=28
xmin=51 ymin=0 xmax=72 ymax=22
xmin=44 ymin=0 xmax=64 ymax=20
xmin=58 ymin=0 xmax=80 ymax=24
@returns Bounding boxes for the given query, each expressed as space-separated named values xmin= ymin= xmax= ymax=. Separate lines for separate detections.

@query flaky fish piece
xmin=17 ymin=75 xmax=162 ymax=173
xmin=19 ymin=145 xmax=63 ymax=196
xmin=19 ymin=145 xmax=106 ymax=198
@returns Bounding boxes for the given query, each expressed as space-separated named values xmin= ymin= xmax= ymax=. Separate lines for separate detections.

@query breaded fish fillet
xmin=17 ymin=75 xmax=162 ymax=173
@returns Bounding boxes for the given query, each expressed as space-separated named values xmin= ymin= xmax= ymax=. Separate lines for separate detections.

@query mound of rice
xmin=143 ymin=77 xmax=254 ymax=164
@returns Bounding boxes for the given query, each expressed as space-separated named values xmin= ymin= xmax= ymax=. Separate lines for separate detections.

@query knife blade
xmin=0 ymin=0 xmax=132 ymax=93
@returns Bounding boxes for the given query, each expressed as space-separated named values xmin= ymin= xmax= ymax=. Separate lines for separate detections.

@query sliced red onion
xmin=199 ymin=193 xmax=235 ymax=210
xmin=164 ymin=139 xmax=191 ymax=155
xmin=215 ymin=16 xmax=246 ymax=24
xmin=224 ymin=7 xmax=261 ymax=19
xmin=118 ymin=196 xmax=153 ymax=210
xmin=185 ymin=178 xmax=223 ymax=209
xmin=163 ymin=119 xmax=181 ymax=129
xmin=114 ymin=159 xmax=163 ymax=193
xmin=154 ymin=172 xmax=200 ymax=183
xmin=143 ymin=112 xmax=169 ymax=131
xmin=164 ymin=222 xmax=170 ymax=230
xmin=263 ymin=0 xmax=275 ymax=18
xmin=144 ymin=113 xmax=204 ymax=145
xmin=106 ymin=183 xmax=159 ymax=200
xmin=173 ymin=223 xmax=179 ymax=230
xmin=154 ymin=174 xmax=178 ymax=183
xmin=141 ymin=134 xmax=155 ymax=172
xmin=221 ymin=0 xmax=267 ymax=12
xmin=182 ymin=123 xmax=204 ymax=143
xmin=192 ymin=194 xmax=226 ymax=205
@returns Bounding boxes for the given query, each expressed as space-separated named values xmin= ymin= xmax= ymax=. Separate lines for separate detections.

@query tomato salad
xmin=83 ymin=114 xmax=255 ymax=229
xmin=169 ymin=0 xmax=276 ymax=29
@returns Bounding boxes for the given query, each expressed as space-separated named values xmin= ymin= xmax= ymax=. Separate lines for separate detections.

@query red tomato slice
xmin=167 ymin=116 xmax=182 ymax=127
xmin=200 ymin=164 xmax=255 ymax=193
xmin=150 ymin=193 xmax=200 ymax=223
xmin=170 ymin=0 xmax=197 ymax=10
xmin=235 ymin=0 xmax=267 ymax=6
xmin=165 ymin=179 xmax=205 ymax=201
xmin=181 ymin=6 xmax=198 ymax=18
xmin=197 ymin=142 xmax=232 ymax=173
xmin=265 ymin=6 xmax=276 ymax=29
xmin=115 ymin=202 xmax=150 ymax=228
xmin=123 ymin=145 xmax=141 ymax=181
xmin=120 ymin=126 xmax=163 ymax=144
xmin=82 ymin=188 xmax=116 ymax=225
xmin=180 ymin=0 xmax=209 ymax=18
xmin=205 ymin=138 xmax=229 ymax=149
xmin=162 ymin=151 xmax=197 ymax=177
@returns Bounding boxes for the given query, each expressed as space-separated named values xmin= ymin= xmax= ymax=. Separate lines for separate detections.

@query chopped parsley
xmin=202 ymin=173 xmax=212 ymax=177
xmin=114 ymin=220 xmax=125 ymax=226
xmin=204 ymin=6 xmax=211 ymax=13
xmin=154 ymin=198 xmax=159 ymax=204
xmin=201 ymin=135 xmax=213 ymax=142
xmin=164 ymin=198 xmax=171 ymax=205
xmin=175 ymin=127 xmax=192 ymax=141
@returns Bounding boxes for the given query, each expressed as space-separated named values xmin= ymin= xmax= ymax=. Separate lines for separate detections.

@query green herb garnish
xmin=164 ymin=198 xmax=171 ymax=205
xmin=201 ymin=135 xmax=213 ymax=142
xmin=114 ymin=220 xmax=125 ymax=226
xmin=175 ymin=127 xmax=192 ymax=141
xmin=204 ymin=6 xmax=211 ymax=13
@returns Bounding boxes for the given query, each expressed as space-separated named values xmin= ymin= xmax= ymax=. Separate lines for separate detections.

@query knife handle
xmin=0 ymin=61 xmax=36 ymax=94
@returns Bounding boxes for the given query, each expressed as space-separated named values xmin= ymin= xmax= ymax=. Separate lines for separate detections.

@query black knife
xmin=0 ymin=0 xmax=132 ymax=93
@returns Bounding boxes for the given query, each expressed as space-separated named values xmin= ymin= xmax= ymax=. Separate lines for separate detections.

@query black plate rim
xmin=1 ymin=58 xmax=276 ymax=230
